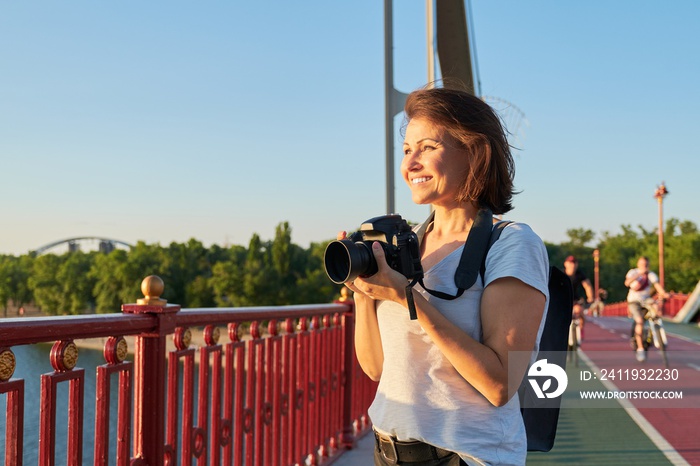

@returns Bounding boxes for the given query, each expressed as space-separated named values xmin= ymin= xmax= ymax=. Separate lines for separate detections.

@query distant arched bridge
xmin=31 ymin=237 xmax=134 ymax=256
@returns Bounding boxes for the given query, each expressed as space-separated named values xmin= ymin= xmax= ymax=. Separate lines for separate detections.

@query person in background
xmin=625 ymin=256 xmax=670 ymax=362
xmin=563 ymin=256 xmax=594 ymax=338
xmin=588 ymin=288 xmax=608 ymax=317
xmin=338 ymin=86 xmax=549 ymax=466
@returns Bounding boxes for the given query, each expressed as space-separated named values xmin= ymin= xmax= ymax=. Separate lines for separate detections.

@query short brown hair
xmin=402 ymin=86 xmax=516 ymax=214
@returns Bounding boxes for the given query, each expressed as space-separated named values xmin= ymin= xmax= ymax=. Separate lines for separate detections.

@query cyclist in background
xmin=589 ymin=288 xmax=608 ymax=317
xmin=625 ymin=256 xmax=670 ymax=362
xmin=563 ymin=256 xmax=594 ymax=339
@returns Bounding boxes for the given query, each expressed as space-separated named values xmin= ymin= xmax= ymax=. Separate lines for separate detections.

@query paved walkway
xmin=331 ymin=317 xmax=700 ymax=465
xmin=331 ymin=431 xmax=376 ymax=465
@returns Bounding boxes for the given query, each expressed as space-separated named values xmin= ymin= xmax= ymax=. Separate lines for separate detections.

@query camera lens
xmin=323 ymin=239 xmax=377 ymax=284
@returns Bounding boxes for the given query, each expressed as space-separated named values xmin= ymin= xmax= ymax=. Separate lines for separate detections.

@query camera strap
xmin=416 ymin=208 xmax=496 ymax=301
xmin=405 ymin=278 xmax=420 ymax=320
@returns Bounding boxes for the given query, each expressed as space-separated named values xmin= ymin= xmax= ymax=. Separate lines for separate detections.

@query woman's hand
xmin=352 ymin=242 xmax=409 ymax=305
xmin=334 ymin=233 xmax=407 ymax=305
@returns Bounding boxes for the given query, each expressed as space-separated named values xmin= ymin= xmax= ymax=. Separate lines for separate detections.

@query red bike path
xmin=576 ymin=317 xmax=700 ymax=466
xmin=333 ymin=316 xmax=700 ymax=466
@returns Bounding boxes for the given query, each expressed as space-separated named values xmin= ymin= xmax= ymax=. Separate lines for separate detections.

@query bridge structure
xmin=0 ymin=276 xmax=696 ymax=465
xmin=31 ymin=237 xmax=133 ymax=256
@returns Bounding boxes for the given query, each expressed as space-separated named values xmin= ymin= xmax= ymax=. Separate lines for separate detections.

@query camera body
xmin=324 ymin=214 xmax=423 ymax=285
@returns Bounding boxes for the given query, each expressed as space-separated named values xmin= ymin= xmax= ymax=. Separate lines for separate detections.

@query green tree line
xmin=1 ymin=219 xmax=698 ymax=317
xmin=0 ymin=222 xmax=338 ymax=317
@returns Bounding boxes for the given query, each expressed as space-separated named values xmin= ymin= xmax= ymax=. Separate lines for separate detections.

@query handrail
xmin=0 ymin=314 xmax=156 ymax=346
xmin=0 ymin=303 xmax=351 ymax=350
xmin=176 ymin=304 xmax=347 ymax=327
xmin=602 ymin=293 xmax=690 ymax=318
xmin=0 ymin=276 xmax=377 ymax=466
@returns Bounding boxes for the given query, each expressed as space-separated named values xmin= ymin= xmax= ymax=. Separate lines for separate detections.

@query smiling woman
xmin=336 ymin=85 xmax=549 ymax=466
xmin=401 ymin=120 xmax=468 ymax=208
xmin=401 ymin=88 xmax=515 ymax=215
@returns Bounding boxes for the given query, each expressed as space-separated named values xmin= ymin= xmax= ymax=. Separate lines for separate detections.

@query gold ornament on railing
xmin=50 ymin=340 xmax=79 ymax=372
xmin=228 ymin=322 xmax=241 ymax=342
xmin=204 ymin=325 xmax=221 ymax=346
xmin=174 ymin=327 xmax=192 ymax=350
xmin=0 ymin=348 xmax=16 ymax=381
xmin=268 ymin=320 xmax=279 ymax=337
xmin=104 ymin=336 xmax=129 ymax=365
xmin=137 ymin=275 xmax=168 ymax=306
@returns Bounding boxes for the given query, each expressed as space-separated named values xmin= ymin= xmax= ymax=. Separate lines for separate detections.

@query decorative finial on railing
xmin=338 ymin=287 xmax=351 ymax=302
xmin=122 ymin=274 xmax=179 ymax=314
xmin=137 ymin=275 xmax=167 ymax=306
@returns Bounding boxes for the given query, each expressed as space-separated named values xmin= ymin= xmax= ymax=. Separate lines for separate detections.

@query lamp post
xmin=593 ymin=249 xmax=600 ymax=299
xmin=654 ymin=182 xmax=669 ymax=289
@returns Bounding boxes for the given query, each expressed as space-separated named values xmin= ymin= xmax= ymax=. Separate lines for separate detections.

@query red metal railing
xmin=602 ymin=293 xmax=690 ymax=318
xmin=0 ymin=276 xmax=377 ymax=466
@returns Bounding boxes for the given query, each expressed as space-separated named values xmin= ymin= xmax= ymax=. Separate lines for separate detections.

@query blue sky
xmin=1 ymin=1 xmax=698 ymax=256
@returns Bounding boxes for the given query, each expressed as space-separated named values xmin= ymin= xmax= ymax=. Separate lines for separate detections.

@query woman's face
xmin=401 ymin=117 xmax=469 ymax=208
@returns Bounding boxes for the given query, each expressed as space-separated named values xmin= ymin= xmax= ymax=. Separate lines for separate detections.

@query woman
xmin=339 ymin=86 xmax=549 ymax=465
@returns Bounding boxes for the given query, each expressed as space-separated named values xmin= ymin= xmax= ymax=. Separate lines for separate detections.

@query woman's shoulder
xmin=490 ymin=221 xmax=548 ymax=264
xmin=498 ymin=220 xmax=542 ymax=244
xmin=484 ymin=220 xmax=549 ymax=290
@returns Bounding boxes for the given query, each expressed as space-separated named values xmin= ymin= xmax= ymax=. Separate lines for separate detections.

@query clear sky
xmin=1 ymin=1 xmax=698 ymax=256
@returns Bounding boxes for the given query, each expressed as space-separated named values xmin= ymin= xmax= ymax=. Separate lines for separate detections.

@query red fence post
xmin=122 ymin=275 xmax=181 ymax=466
xmin=337 ymin=293 xmax=359 ymax=450
xmin=39 ymin=340 xmax=85 ymax=466
xmin=0 ymin=348 xmax=24 ymax=465
xmin=94 ymin=336 xmax=133 ymax=466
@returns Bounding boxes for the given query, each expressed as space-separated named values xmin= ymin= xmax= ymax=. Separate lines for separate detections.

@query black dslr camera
xmin=323 ymin=214 xmax=423 ymax=285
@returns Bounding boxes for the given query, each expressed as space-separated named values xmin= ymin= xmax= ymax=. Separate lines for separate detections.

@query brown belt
xmin=374 ymin=430 xmax=454 ymax=464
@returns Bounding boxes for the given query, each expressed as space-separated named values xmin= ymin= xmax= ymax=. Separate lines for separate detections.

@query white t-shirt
xmin=626 ymin=268 xmax=659 ymax=303
xmin=368 ymin=222 xmax=549 ymax=466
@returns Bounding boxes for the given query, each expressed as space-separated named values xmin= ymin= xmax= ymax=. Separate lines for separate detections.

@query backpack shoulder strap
xmin=479 ymin=220 xmax=514 ymax=282
xmin=420 ymin=208 xmax=496 ymax=300
xmin=453 ymin=208 xmax=496 ymax=290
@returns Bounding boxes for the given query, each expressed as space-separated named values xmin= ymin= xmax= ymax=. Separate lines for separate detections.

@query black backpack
xmin=415 ymin=209 xmax=573 ymax=452
xmin=486 ymin=221 xmax=573 ymax=452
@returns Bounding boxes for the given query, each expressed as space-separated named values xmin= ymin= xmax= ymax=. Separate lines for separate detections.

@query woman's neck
xmin=429 ymin=204 xmax=479 ymax=238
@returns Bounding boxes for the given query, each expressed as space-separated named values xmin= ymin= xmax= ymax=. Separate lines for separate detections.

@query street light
xmin=654 ymin=182 xmax=669 ymax=288
xmin=593 ymin=249 xmax=600 ymax=299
